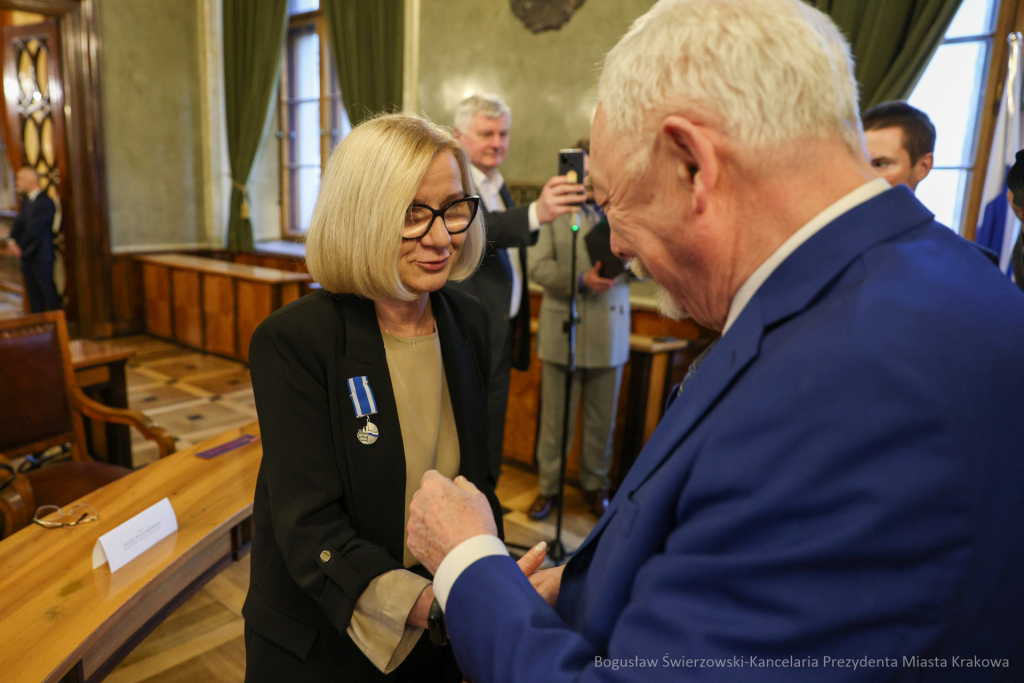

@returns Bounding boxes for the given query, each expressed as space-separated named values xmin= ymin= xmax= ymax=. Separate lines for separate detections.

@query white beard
xmin=628 ymin=257 xmax=689 ymax=320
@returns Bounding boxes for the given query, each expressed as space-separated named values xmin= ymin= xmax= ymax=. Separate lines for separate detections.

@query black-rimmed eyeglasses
xmin=402 ymin=196 xmax=480 ymax=240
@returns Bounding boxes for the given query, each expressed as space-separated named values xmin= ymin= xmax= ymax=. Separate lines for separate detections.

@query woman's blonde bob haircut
xmin=305 ymin=113 xmax=485 ymax=300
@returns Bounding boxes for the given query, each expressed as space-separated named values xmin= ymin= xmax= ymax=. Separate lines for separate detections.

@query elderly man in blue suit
xmin=407 ymin=0 xmax=1024 ymax=681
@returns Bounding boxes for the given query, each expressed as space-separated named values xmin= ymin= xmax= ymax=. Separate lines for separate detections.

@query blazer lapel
xmin=334 ymin=295 xmax=408 ymax=561
xmin=498 ymin=183 xmax=516 ymax=210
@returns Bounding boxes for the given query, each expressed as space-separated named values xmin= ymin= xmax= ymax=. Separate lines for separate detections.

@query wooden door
xmin=0 ymin=18 xmax=74 ymax=319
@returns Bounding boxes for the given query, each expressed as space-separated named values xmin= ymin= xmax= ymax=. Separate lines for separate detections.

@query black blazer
xmin=242 ymin=288 xmax=503 ymax=678
xmin=446 ymin=184 xmax=536 ymax=371
xmin=10 ymin=192 xmax=56 ymax=262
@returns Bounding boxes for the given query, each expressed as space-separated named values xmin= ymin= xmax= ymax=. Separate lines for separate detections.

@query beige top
xmin=346 ymin=329 xmax=461 ymax=673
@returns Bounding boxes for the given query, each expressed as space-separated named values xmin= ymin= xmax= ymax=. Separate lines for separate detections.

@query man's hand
xmin=408 ymin=471 xmax=498 ymax=575
xmin=515 ymin=541 xmax=566 ymax=607
xmin=6 ymin=240 xmax=21 ymax=258
xmin=535 ymin=175 xmax=586 ymax=224
xmin=582 ymin=262 xmax=615 ymax=293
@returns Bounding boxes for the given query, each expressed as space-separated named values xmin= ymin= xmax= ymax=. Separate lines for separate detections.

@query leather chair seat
xmin=26 ymin=461 xmax=132 ymax=510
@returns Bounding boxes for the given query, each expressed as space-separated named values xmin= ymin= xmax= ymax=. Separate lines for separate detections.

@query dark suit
xmin=444 ymin=186 xmax=1024 ymax=682
xmin=243 ymin=288 xmax=503 ymax=682
xmin=9 ymin=190 xmax=58 ymax=312
xmin=446 ymin=183 xmax=536 ymax=479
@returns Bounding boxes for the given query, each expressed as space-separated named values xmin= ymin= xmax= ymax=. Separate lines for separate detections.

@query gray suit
xmin=529 ymin=209 xmax=630 ymax=494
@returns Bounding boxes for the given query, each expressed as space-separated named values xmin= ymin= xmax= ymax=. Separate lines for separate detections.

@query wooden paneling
xmin=202 ymin=273 xmax=236 ymax=358
xmin=232 ymin=251 xmax=318 ymax=297
xmin=505 ymin=332 xmax=543 ymax=468
xmin=112 ymin=250 xmax=229 ymax=335
xmin=171 ymin=269 xmax=202 ymax=348
xmin=232 ymin=252 xmax=307 ymax=273
xmin=280 ymin=281 xmax=301 ymax=307
xmin=142 ymin=264 xmax=171 ymax=338
xmin=643 ymin=353 xmax=670 ymax=440
xmin=631 ymin=308 xmax=706 ymax=338
xmin=136 ymin=254 xmax=309 ymax=363
xmin=235 ymin=280 xmax=274 ymax=363
xmin=111 ymin=254 xmax=145 ymax=335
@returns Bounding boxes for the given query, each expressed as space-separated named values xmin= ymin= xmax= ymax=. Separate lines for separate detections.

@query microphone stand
xmin=547 ymin=210 xmax=581 ymax=564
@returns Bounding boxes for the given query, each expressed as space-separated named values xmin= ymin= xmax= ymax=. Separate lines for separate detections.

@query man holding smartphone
xmin=529 ymin=142 xmax=630 ymax=520
xmin=450 ymin=93 xmax=584 ymax=483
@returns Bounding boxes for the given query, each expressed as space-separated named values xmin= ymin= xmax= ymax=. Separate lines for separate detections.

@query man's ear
xmin=661 ymin=115 xmax=718 ymax=215
xmin=914 ymin=152 xmax=934 ymax=184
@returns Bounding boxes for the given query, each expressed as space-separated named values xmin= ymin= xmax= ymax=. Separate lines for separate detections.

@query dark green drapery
xmin=323 ymin=0 xmax=404 ymax=127
xmin=223 ymin=0 xmax=289 ymax=252
xmin=811 ymin=0 xmax=964 ymax=109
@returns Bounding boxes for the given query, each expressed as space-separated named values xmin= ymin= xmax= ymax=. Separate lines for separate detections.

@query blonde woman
xmin=243 ymin=114 xmax=502 ymax=682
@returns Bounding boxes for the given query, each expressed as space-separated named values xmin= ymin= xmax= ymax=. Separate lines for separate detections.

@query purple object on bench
xmin=196 ymin=434 xmax=261 ymax=460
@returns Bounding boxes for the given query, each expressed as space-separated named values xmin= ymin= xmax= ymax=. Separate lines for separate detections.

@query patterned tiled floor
xmin=0 ymin=288 xmax=22 ymax=320
xmin=118 ymin=338 xmax=258 ymax=467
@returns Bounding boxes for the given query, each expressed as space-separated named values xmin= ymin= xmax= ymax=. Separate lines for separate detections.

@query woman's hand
xmin=516 ymin=541 xmax=566 ymax=607
xmin=407 ymin=584 xmax=435 ymax=629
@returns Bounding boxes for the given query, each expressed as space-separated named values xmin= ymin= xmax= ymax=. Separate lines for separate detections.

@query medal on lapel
xmin=347 ymin=376 xmax=379 ymax=445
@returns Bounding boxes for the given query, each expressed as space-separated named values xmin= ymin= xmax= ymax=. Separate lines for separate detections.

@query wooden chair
xmin=0 ymin=311 xmax=175 ymax=537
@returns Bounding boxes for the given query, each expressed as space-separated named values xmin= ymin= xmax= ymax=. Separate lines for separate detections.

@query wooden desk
xmin=0 ymin=423 xmax=261 ymax=683
xmin=135 ymin=254 xmax=311 ymax=362
xmin=70 ymin=340 xmax=135 ymax=468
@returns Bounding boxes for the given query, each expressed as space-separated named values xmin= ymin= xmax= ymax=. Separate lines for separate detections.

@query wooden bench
xmin=135 ymin=254 xmax=312 ymax=362
xmin=0 ymin=423 xmax=261 ymax=683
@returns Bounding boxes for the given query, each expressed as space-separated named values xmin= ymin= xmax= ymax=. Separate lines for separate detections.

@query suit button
xmin=320 ymin=550 xmax=331 ymax=563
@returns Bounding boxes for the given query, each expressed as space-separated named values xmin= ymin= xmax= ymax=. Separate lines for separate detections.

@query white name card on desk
xmin=92 ymin=497 xmax=178 ymax=573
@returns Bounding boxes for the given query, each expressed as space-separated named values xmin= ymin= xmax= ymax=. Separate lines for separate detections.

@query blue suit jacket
xmin=445 ymin=187 xmax=1024 ymax=682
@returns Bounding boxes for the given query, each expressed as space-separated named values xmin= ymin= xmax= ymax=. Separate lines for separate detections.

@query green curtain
xmin=811 ymin=0 xmax=963 ymax=109
xmin=323 ymin=0 xmax=404 ymax=127
xmin=223 ymin=0 xmax=289 ymax=253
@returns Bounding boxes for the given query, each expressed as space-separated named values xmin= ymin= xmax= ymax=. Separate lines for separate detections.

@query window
xmin=280 ymin=0 xmax=351 ymax=237
xmin=908 ymin=0 xmax=999 ymax=231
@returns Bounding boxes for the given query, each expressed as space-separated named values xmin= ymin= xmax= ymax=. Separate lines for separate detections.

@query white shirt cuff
xmin=528 ymin=201 xmax=542 ymax=230
xmin=432 ymin=534 xmax=509 ymax=611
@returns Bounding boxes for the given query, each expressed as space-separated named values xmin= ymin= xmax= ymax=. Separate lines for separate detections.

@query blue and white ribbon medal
xmin=347 ymin=376 xmax=379 ymax=445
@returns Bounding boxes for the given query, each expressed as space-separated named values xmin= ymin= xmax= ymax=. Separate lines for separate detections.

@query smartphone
xmin=558 ymin=149 xmax=586 ymax=184
xmin=558 ymin=149 xmax=586 ymax=208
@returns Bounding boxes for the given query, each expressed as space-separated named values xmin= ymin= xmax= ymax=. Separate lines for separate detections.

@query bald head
xmin=15 ymin=167 xmax=39 ymax=194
